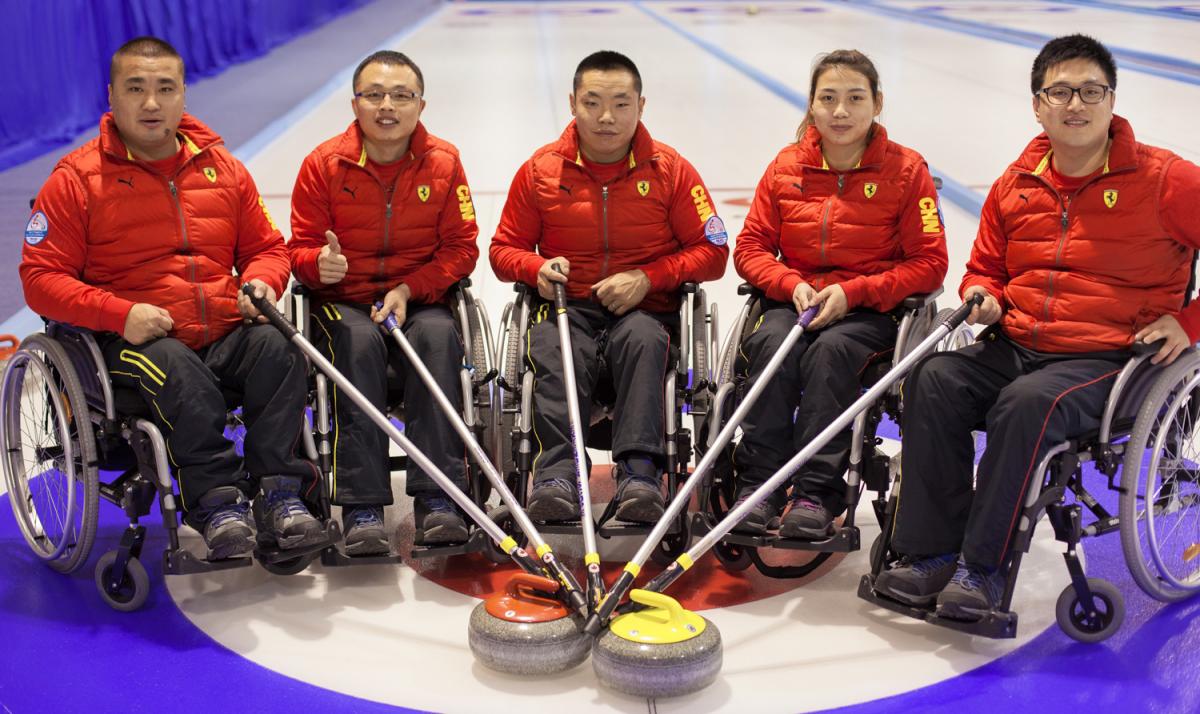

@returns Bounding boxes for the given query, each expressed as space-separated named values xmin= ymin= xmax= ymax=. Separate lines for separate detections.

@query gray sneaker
xmin=526 ymin=477 xmax=581 ymax=523
xmin=342 ymin=505 xmax=390 ymax=556
xmin=255 ymin=476 xmax=326 ymax=550
xmin=779 ymin=497 xmax=835 ymax=539
xmin=874 ymin=553 xmax=958 ymax=606
xmin=195 ymin=486 xmax=255 ymax=561
xmin=936 ymin=562 xmax=1006 ymax=620
xmin=729 ymin=487 xmax=784 ymax=535
xmin=413 ymin=493 xmax=469 ymax=545
xmin=612 ymin=472 xmax=665 ymax=524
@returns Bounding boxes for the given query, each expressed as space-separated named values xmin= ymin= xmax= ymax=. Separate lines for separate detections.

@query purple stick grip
xmin=373 ymin=301 xmax=400 ymax=331
xmin=798 ymin=306 xmax=819 ymax=327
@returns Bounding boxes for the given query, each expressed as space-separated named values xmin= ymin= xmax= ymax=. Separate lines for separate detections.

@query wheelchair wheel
xmin=713 ymin=540 xmax=753 ymax=571
xmin=1055 ymin=578 xmax=1124 ymax=643
xmin=2 ymin=334 xmax=99 ymax=574
xmin=691 ymin=291 xmax=710 ymax=396
xmin=259 ymin=553 xmax=314 ymax=576
xmin=94 ymin=550 xmax=150 ymax=612
xmin=649 ymin=525 xmax=692 ymax=567
xmin=1119 ymin=352 xmax=1200 ymax=602
xmin=933 ymin=308 xmax=975 ymax=352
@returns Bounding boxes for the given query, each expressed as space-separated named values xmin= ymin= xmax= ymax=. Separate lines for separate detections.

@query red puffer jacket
xmin=489 ymin=120 xmax=728 ymax=313
xmin=289 ymin=122 xmax=479 ymax=304
xmin=20 ymin=113 xmax=290 ymax=349
xmin=962 ymin=115 xmax=1200 ymax=353
xmin=735 ymin=123 xmax=947 ymax=310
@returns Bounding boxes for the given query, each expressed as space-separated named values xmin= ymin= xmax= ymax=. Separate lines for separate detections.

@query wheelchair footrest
xmin=255 ymin=521 xmax=340 ymax=564
xmin=321 ymin=548 xmax=404 ymax=567
xmin=533 ymin=520 xmax=682 ymax=538
xmin=408 ymin=526 xmax=489 ymax=559
xmin=857 ymin=574 xmax=1018 ymax=639
xmin=720 ymin=526 xmax=860 ymax=553
xmin=163 ymin=547 xmax=253 ymax=576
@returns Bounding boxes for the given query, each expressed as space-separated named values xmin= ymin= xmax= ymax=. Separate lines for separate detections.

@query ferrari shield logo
xmin=417 ymin=185 xmax=430 ymax=202
xmin=864 ymin=182 xmax=877 ymax=199
xmin=1103 ymin=189 xmax=1118 ymax=208
xmin=203 ymin=167 xmax=217 ymax=183
xmin=637 ymin=180 xmax=650 ymax=197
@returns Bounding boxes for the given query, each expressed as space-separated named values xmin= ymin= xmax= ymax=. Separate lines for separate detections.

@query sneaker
xmin=342 ymin=505 xmax=390 ymax=556
xmin=526 ymin=477 xmax=581 ymax=523
xmin=414 ymin=492 xmax=469 ymax=544
xmin=255 ymin=476 xmax=326 ymax=550
xmin=936 ymin=562 xmax=1006 ymax=621
xmin=779 ymin=497 xmax=835 ymax=539
xmin=612 ymin=464 xmax=665 ymax=524
xmin=729 ymin=486 xmax=784 ymax=535
xmin=196 ymin=486 xmax=255 ymax=561
xmin=873 ymin=553 xmax=958 ymax=607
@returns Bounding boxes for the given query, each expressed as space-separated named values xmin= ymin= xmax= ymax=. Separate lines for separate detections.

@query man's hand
xmin=964 ymin=286 xmax=1002 ymax=326
xmin=318 ymin=230 xmax=348 ymax=285
xmin=536 ymin=257 xmax=570 ymax=300
xmin=593 ymin=270 xmax=651 ymax=316
xmin=372 ymin=283 xmax=411 ymax=326
xmin=237 ymin=279 xmax=277 ymax=324
xmin=791 ymin=281 xmax=817 ymax=314
xmin=808 ymin=284 xmax=848 ymax=330
xmin=1136 ymin=314 xmax=1192 ymax=366
xmin=123 ymin=303 xmax=174 ymax=345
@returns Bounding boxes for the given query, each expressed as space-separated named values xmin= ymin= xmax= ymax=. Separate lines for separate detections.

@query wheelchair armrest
xmin=900 ymin=287 xmax=944 ymax=310
xmin=680 ymin=282 xmax=697 ymax=295
xmin=291 ymin=283 xmax=311 ymax=296
xmin=736 ymin=282 xmax=764 ymax=298
xmin=456 ymin=277 xmax=472 ymax=289
xmin=1132 ymin=338 xmax=1165 ymax=355
xmin=514 ymin=283 xmax=532 ymax=298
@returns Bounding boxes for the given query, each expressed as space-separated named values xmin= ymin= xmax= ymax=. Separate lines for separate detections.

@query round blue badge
xmin=24 ymin=211 xmax=49 ymax=246
xmin=704 ymin=215 xmax=728 ymax=246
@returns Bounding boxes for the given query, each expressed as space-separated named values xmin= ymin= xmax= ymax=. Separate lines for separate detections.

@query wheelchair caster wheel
xmin=483 ymin=505 xmax=527 ymax=565
xmin=649 ymin=530 xmax=691 ymax=567
xmin=260 ymin=554 xmax=314 ymax=576
xmin=1055 ymin=578 xmax=1125 ymax=643
xmin=713 ymin=540 xmax=753 ymax=572
xmin=869 ymin=533 xmax=888 ymax=568
xmin=95 ymin=550 xmax=150 ymax=612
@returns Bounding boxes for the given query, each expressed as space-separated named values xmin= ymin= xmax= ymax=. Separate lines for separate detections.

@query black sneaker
xmin=779 ymin=497 xmax=835 ymax=539
xmin=873 ymin=553 xmax=958 ymax=607
xmin=255 ymin=476 xmax=326 ymax=550
xmin=612 ymin=472 xmax=665 ymax=524
xmin=936 ymin=561 xmax=1006 ymax=621
xmin=526 ymin=477 xmax=581 ymax=523
xmin=414 ymin=492 xmax=469 ymax=545
xmin=729 ymin=487 xmax=784 ymax=535
xmin=196 ymin=486 xmax=255 ymax=561
xmin=342 ymin=505 xmax=390 ymax=556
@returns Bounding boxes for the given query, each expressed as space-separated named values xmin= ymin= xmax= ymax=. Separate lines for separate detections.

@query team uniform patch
xmin=704 ymin=215 xmax=728 ymax=246
xmin=24 ymin=211 xmax=49 ymax=246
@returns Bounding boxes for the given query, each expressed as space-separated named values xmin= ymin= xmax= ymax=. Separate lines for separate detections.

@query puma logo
xmin=118 ymin=177 xmax=134 ymax=189
xmin=559 ymin=184 xmax=572 ymax=195
xmin=342 ymin=185 xmax=357 ymax=199
xmin=1018 ymin=193 xmax=1029 ymax=203
xmin=792 ymin=182 xmax=804 ymax=193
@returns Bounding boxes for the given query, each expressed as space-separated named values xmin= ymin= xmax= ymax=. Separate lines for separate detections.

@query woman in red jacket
xmin=731 ymin=50 xmax=947 ymax=538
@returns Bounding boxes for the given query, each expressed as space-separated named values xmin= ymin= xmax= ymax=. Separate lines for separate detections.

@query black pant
xmin=312 ymin=303 xmax=466 ymax=504
xmin=103 ymin=323 xmax=317 ymax=527
xmin=733 ymin=305 xmax=898 ymax=513
xmin=526 ymin=300 xmax=675 ymax=484
xmin=892 ymin=330 xmax=1126 ymax=568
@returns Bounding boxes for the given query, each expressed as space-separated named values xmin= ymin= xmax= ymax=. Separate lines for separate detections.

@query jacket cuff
xmin=98 ymin=297 xmax=136 ymax=335
xmin=839 ymin=276 xmax=866 ymax=309
xmin=1175 ymin=307 xmax=1200 ymax=344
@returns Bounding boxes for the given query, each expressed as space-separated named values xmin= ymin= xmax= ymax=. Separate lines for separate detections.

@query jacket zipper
xmin=169 ymin=179 xmax=208 ymax=346
xmin=601 ymin=185 xmax=610 ymax=280
xmin=818 ymin=174 xmax=845 ymax=272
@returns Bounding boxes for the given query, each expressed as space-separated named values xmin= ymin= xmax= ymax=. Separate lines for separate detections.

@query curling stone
xmin=592 ymin=589 xmax=722 ymax=698
xmin=468 ymin=573 xmax=590 ymax=675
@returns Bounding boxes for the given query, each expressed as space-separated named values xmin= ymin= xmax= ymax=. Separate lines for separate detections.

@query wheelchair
xmin=0 ymin=322 xmax=336 ymax=611
xmin=858 ymin=337 xmax=1200 ymax=642
xmin=490 ymin=282 xmax=714 ymax=565
xmin=689 ymin=282 xmax=967 ymax=579
xmin=288 ymin=278 xmax=499 ymax=562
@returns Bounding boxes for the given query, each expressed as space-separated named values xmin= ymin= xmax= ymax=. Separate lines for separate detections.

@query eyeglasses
xmin=354 ymin=89 xmax=421 ymax=106
xmin=1037 ymin=83 xmax=1111 ymax=105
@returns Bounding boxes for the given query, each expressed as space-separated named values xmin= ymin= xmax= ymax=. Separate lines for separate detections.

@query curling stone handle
xmin=373 ymin=301 xmax=401 ymax=331
xmin=241 ymin=284 xmax=297 ymax=339
xmin=508 ymin=573 xmax=564 ymax=606
xmin=628 ymin=589 xmax=687 ymax=626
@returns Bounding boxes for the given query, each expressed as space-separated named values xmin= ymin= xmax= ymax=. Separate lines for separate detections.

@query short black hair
xmin=353 ymin=50 xmax=424 ymax=94
xmin=1031 ymin=34 xmax=1117 ymax=94
xmin=573 ymin=51 xmax=642 ymax=95
xmin=110 ymin=36 xmax=184 ymax=84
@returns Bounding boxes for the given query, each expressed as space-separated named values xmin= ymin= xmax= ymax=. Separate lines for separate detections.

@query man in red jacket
xmin=875 ymin=35 xmax=1200 ymax=620
xmin=289 ymin=51 xmax=479 ymax=552
xmin=490 ymin=51 xmax=727 ymax=524
xmin=20 ymin=37 xmax=324 ymax=561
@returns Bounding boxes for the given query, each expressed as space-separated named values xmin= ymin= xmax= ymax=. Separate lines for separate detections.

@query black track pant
xmin=733 ymin=304 xmax=898 ymax=513
xmin=102 ymin=323 xmax=317 ymax=527
xmin=526 ymin=300 xmax=675 ymax=485
xmin=892 ymin=330 xmax=1125 ymax=568
xmin=312 ymin=303 xmax=466 ymax=504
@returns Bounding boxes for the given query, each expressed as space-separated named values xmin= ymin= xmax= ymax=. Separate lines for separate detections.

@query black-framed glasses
xmin=1037 ymin=83 xmax=1112 ymax=105
xmin=354 ymin=89 xmax=421 ymax=106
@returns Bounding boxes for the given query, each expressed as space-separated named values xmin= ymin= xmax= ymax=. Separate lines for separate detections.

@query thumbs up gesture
xmin=318 ymin=230 xmax=349 ymax=285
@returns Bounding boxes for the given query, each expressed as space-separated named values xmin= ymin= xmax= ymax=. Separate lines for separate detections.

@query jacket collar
xmin=99 ymin=112 xmax=222 ymax=162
